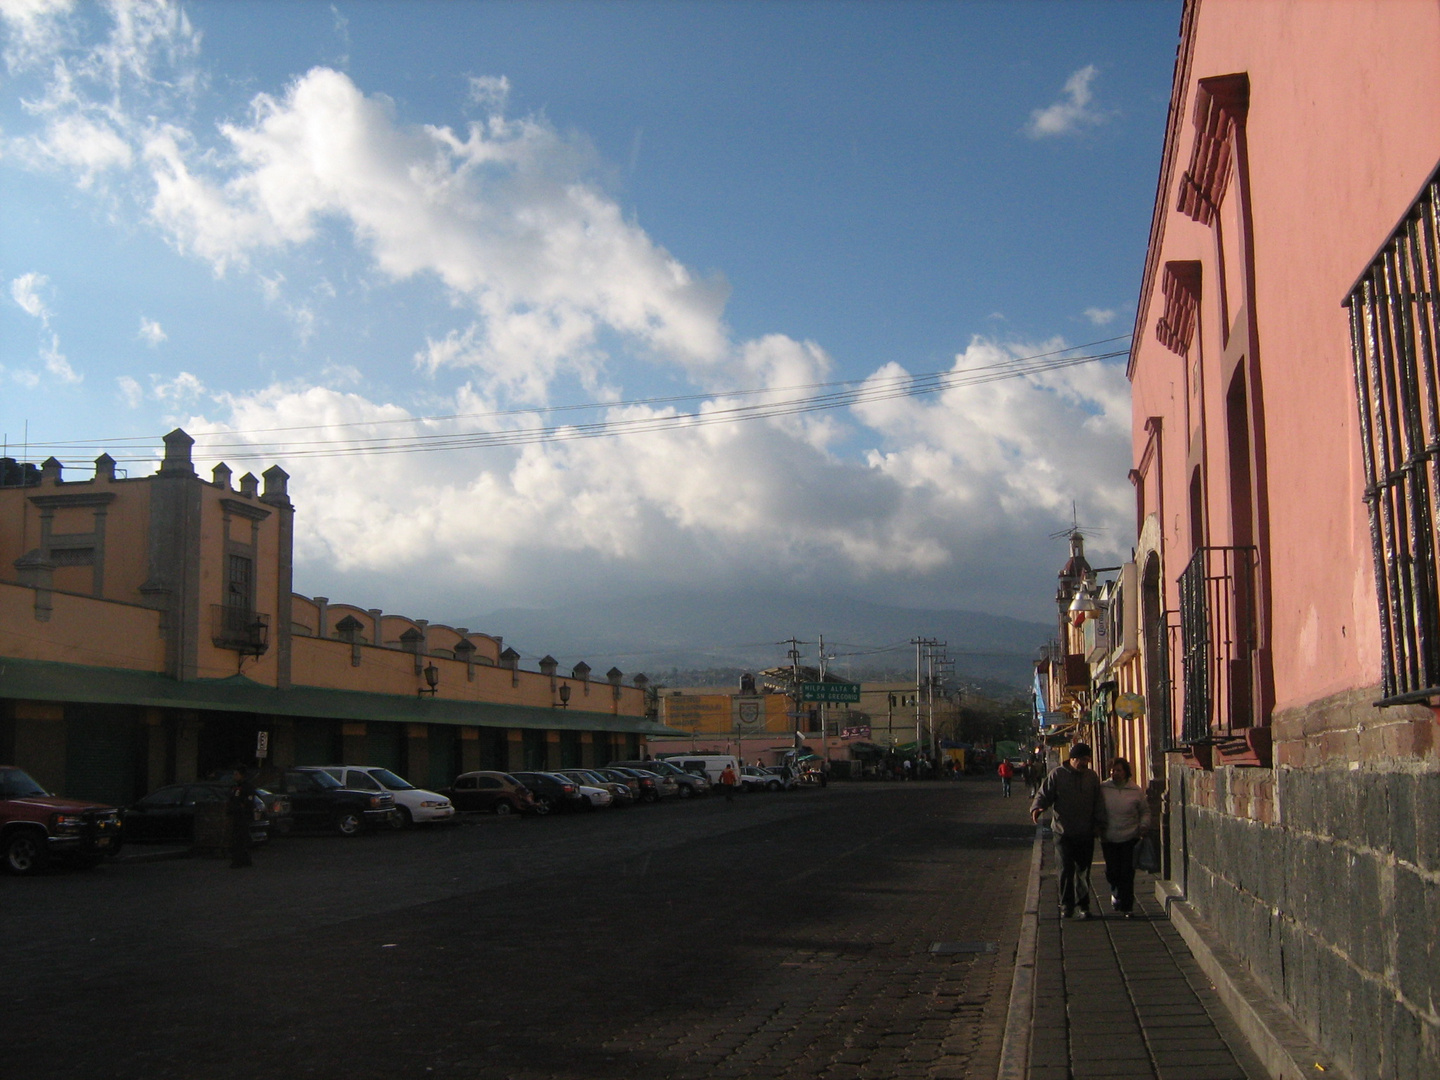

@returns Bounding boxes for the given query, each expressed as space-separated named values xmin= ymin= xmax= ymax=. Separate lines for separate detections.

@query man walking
xmin=719 ymin=762 xmax=738 ymax=803
xmin=997 ymin=758 xmax=1014 ymax=797
xmin=1030 ymin=743 xmax=1106 ymax=919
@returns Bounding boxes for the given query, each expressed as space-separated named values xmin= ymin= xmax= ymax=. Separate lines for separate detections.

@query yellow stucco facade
xmin=0 ymin=432 xmax=664 ymax=805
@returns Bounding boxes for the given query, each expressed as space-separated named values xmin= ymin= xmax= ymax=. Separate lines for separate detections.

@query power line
xmin=13 ymin=338 xmax=1130 ymax=464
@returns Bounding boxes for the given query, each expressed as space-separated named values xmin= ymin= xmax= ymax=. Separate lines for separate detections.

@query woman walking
xmin=1100 ymin=758 xmax=1150 ymax=916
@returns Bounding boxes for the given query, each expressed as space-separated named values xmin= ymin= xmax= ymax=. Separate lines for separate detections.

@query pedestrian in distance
xmin=1025 ymin=756 xmax=1045 ymax=798
xmin=1030 ymin=743 xmax=1107 ymax=919
xmin=227 ymin=765 xmax=256 ymax=869
xmin=997 ymin=758 xmax=1014 ymax=797
xmin=1100 ymin=757 xmax=1150 ymax=916
xmin=719 ymin=763 xmax=738 ymax=803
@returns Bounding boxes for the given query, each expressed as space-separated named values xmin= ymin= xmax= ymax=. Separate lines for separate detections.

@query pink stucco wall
xmin=1130 ymin=0 xmax=1440 ymax=714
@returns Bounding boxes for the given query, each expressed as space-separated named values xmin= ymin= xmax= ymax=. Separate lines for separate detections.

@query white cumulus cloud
xmin=1028 ymin=65 xmax=1105 ymax=138
xmin=10 ymin=271 xmax=52 ymax=321
xmin=138 ymin=315 xmax=167 ymax=345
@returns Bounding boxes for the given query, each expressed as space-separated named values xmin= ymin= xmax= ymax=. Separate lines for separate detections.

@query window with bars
xmin=1345 ymin=162 xmax=1440 ymax=706
xmin=1178 ymin=545 xmax=1258 ymax=741
xmin=226 ymin=554 xmax=253 ymax=613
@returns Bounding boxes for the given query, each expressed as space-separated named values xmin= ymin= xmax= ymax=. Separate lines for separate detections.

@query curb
xmin=1155 ymin=879 xmax=1349 ymax=1080
xmin=996 ymin=825 xmax=1044 ymax=1080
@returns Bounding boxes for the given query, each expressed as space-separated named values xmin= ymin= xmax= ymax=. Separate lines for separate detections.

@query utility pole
xmin=778 ymin=637 xmax=811 ymax=759
xmin=910 ymin=637 xmax=947 ymax=767
xmin=817 ymin=633 xmax=836 ymax=765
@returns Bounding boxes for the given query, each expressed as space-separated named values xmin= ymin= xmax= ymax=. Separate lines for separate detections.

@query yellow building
xmin=0 ymin=431 xmax=670 ymax=806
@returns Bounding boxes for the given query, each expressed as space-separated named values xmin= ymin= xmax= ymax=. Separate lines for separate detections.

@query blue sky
xmin=0 ymin=0 xmax=1179 ymax=627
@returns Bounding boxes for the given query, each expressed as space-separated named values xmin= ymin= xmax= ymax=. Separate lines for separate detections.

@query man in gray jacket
xmin=1030 ymin=743 xmax=1107 ymax=919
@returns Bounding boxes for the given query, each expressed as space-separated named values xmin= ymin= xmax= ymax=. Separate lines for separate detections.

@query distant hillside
xmin=466 ymin=589 xmax=1053 ymax=691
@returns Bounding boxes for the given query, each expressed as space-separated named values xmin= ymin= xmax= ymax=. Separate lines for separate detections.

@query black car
xmin=255 ymin=766 xmax=396 ymax=835
xmin=125 ymin=782 xmax=270 ymax=845
xmin=509 ymin=772 xmax=587 ymax=814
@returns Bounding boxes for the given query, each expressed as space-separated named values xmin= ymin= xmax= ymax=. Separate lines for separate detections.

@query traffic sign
xmin=801 ymin=682 xmax=860 ymax=703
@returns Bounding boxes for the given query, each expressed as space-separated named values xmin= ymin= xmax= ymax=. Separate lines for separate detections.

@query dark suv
xmin=256 ymin=766 xmax=396 ymax=835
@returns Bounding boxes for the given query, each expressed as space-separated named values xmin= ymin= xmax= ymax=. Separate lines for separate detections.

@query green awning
xmin=0 ymin=656 xmax=681 ymax=736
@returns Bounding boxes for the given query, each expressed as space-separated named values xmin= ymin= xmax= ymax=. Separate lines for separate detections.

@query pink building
xmin=1127 ymin=2 xmax=1440 ymax=1075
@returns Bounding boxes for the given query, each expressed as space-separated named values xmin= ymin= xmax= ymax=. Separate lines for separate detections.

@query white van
xmin=657 ymin=754 xmax=741 ymax=785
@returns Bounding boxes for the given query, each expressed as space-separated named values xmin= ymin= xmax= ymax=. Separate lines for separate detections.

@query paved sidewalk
xmin=1017 ymin=833 xmax=1267 ymax=1080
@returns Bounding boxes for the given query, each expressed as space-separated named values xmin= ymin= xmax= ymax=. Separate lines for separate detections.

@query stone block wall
xmin=1166 ymin=691 xmax=1440 ymax=1079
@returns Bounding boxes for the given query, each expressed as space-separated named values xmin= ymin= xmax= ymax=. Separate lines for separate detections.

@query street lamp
xmin=555 ymin=683 xmax=571 ymax=709
xmin=418 ymin=662 xmax=439 ymax=696
xmin=1068 ymin=585 xmax=1100 ymax=627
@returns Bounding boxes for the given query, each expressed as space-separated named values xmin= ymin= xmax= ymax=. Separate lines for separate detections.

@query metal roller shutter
xmin=367 ymin=721 xmax=406 ymax=773
xmin=294 ymin=718 xmax=340 ymax=765
xmin=64 ymin=704 xmax=140 ymax=806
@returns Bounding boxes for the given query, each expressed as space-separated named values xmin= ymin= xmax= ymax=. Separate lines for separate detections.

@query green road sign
xmin=801 ymin=682 xmax=861 ymax=703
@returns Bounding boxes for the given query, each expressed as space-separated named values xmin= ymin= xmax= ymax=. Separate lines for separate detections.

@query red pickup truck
xmin=0 ymin=766 xmax=124 ymax=875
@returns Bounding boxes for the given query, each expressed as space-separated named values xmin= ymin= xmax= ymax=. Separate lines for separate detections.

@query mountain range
xmin=467 ymin=590 xmax=1054 ymax=692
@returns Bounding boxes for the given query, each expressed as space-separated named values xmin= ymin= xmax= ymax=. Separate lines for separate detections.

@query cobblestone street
xmin=9 ymin=780 xmax=1032 ymax=1080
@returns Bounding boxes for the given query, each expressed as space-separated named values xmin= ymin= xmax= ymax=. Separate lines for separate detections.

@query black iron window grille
xmin=1178 ymin=546 xmax=1258 ymax=743
xmin=1345 ymin=162 xmax=1440 ymax=706
xmin=1162 ymin=611 xmax=1182 ymax=750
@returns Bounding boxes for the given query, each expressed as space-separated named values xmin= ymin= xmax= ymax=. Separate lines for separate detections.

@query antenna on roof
xmin=1047 ymin=500 xmax=1105 ymax=542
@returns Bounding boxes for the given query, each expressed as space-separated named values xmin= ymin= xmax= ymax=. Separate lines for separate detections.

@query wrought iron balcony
xmin=1178 ymin=546 xmax=1258 ymax=743
xmin=211 ymin=604 xmax=270 ymax=658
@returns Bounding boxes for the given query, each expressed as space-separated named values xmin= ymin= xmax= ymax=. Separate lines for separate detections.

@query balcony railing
xmin=211 ymin=604 xmax=270 ymax=657
xmin=1178 ymin=546 xmax=1258 ymax=743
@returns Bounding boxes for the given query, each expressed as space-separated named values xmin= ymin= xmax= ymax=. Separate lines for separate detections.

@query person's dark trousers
xmin=1101 ymin=837 xmax=1139 ymax=912
xmin=1001 ymin=777 xmax=1011 ymax=797
xmin=1055 ymin=832 xmax=1095 ymax=914
xmin=228 ymin=816 xmax=252 ymax=869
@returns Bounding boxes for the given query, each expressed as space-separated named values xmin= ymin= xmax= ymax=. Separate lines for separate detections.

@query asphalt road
xmin=8 ymin=779 xmax=1033 ymax=1080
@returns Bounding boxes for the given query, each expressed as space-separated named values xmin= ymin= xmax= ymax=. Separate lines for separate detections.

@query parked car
xmin=256 ymin=787 xmax=294 ymax=834
xmin=0 ymin=766 xmax=124 ymax=875
xmin=596 ymin=768 xmax=643 ymax=803
xmin=761 ymin=766 xmax=797 ymax=791
xmin=255 ymin=766 xmax=397 ymax=835
xmin=125 ymin=782 xmax=269 ymax=845
xmin=609 ymin=762 xmax=680 ymax=800
xmin=445 ymin=771 xmax=540 ymax=815
xmin=315 ymin=765 xmax=455 ymax=827
xmin=561 ymin=770 xmax=632 ymax=806
xmin=740 ymin=766 xmax=783 ymax=792
xmin=570 ymin=778 xmax=614 ymax=810
xmin=510 ymin=772 xmax=587 ymax=814
xmin=633 ymin=759 xmax=711 ymax=799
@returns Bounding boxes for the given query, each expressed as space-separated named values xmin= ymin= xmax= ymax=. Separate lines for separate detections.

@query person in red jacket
xmin=719 ymin=763 xmax=738 ymax=803
xmin=997 ymin=758 xmax=1014 ymax=797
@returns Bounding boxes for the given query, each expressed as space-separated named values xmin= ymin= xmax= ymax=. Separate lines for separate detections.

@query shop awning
xmin=0 ymin=656 xmax=682 ymax=736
